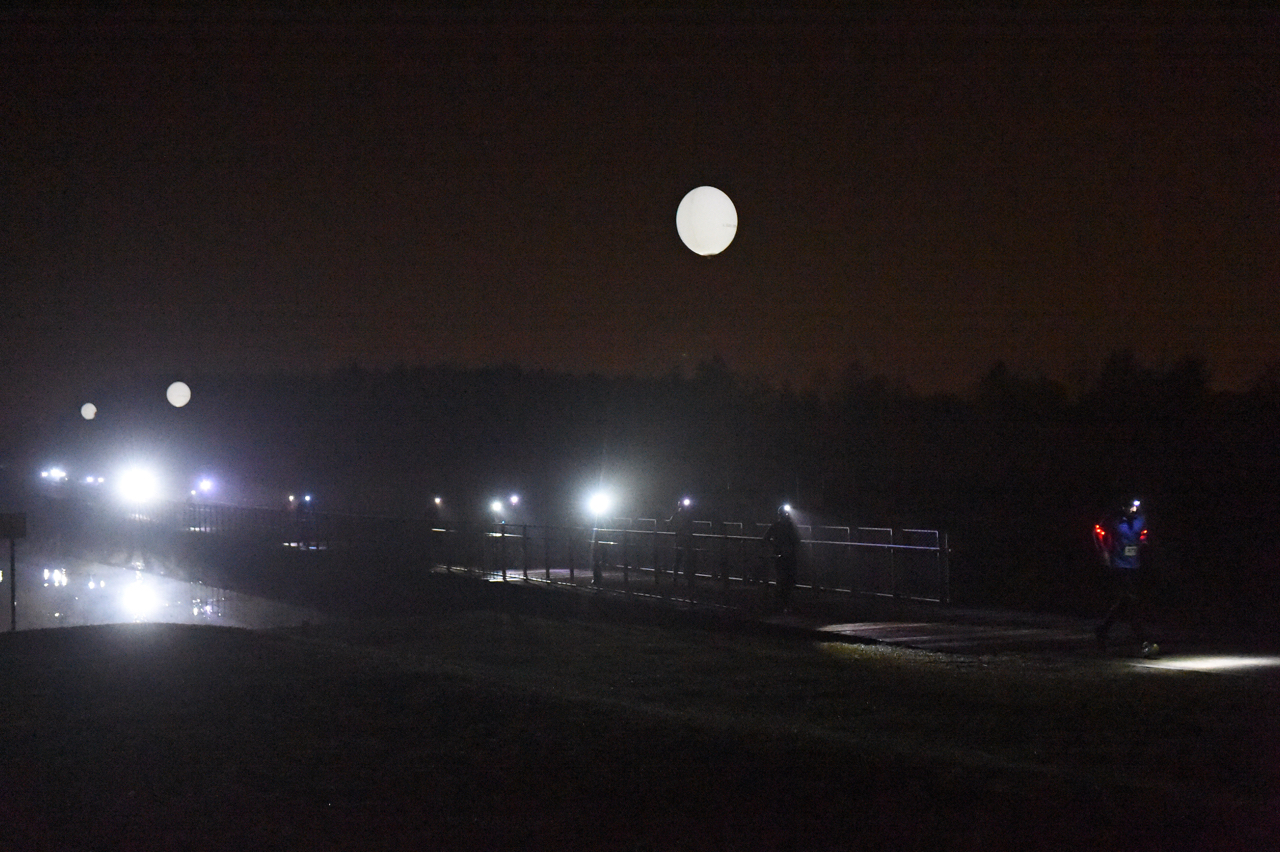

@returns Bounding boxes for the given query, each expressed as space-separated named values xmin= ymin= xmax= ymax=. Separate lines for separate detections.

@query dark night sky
xmin=3 ymin=5 xmax=1277 ymax=433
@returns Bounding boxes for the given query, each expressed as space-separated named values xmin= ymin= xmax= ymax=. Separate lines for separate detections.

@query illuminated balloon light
xmin=166 ymin=381 xmax=191 ymax=407
xmin=81 ymin=403 xmax=97 ymax=420
xmin=676 ymin=186 xmax=738 ymax=256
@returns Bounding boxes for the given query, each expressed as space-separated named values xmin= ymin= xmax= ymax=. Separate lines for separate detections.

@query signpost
xmin=0 ymin=513 xmax=26 ymax=632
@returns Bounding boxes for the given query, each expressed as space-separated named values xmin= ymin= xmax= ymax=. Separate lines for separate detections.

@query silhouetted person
xmin=668 ymin=500 xmax=695 ymax=588
xmin=592 ymin=540 xmax=609 ymax=586
xmin=763 ymin=506 xmax=801 ymax=610
xmin=1094 ymin=498 xmax=1154 ymax=656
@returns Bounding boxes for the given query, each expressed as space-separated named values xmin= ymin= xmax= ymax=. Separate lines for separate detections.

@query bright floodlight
xmin=588 ymin=490 xmax=612 ymax=517
xmin=166 ymin=381 xmax=191 ymax=407
xmin=198 ymin=478 xmax=214 ymax=493
xmin=118 ymin=466 xmax=160 ymax=504
xmin=490 ymin=500 xmax=503 ymax=514
xmin=509 ymin=494 xmax=519 ymax=506
xmin=122 ymin=579 xmax=159 ymax=620
xmin=81 ymin=403 xmax=97 ymax=420
xmin=676 ymin=186 xmax=737 ymax=256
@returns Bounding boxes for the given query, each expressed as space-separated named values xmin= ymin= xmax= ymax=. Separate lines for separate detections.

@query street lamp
xmin=587 ymin=490 xmax=612 ymax=519
xmin=117 ymin=466 xmax=160 ymax=505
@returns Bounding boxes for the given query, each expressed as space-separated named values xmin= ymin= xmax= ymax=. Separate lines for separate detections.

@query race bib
xmin=1124 ymin=546 xmax=1138 ymax=557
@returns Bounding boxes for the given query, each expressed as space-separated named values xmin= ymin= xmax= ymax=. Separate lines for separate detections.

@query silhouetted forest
xmin=15 ymin=351 xmax=1280 ymax=635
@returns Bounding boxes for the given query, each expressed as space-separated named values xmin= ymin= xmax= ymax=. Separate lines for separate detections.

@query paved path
xmin=477 ymin=564 xmax=1280 ymax=671
xmin=479 ymin=564 xmax=1112 ymax=655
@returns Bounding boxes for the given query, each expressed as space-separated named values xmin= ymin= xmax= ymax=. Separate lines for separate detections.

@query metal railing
xmin=449 ymin=520 xmax=949 ymax=604
xmin=82 ymin=500 xmax=950 ymax=604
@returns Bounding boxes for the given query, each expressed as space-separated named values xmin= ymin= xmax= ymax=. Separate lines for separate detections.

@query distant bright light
xmin=434 ymin=496 xmax=442 ymax=506
xmin=198 ymin=478 xmax=214 ymax=493
xmin=588 ymin=491 xmax=612 ymax=517
xmin=166 ymin=381 xmax=191 ymax=407
xmin=117 ymin=466 xmax=160 ymax=504
xmin=491 ymin=500 xmax=503 ymax=514
xmin=81 ymin=403 xmax=97 ymax=420
xmin=676 ymin=186 xmax=737 ymax=256
xmin=122 ymin=580 xmax=158 ymax=619
xmin=509 ymin=494 xmax=520 ymax=506
xmin=682 ymin=497 xmax=692 ymax=507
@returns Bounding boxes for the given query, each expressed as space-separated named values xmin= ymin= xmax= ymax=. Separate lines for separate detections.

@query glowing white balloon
xmin=81 ymin=403 xmax=97 ymax=420
xmin=166 ymin=381 xmax=191 ymax=408
xmin=676 ymin=186 xmax=737 ymax=256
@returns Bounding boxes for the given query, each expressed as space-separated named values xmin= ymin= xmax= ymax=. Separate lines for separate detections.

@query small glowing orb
xmin=676 ymin=186 xmax=738 ymax=256
xmin=81 ymin=403 xmax=97 ymax=420
xmin=491 ymin=500 xmax=503 ymax=514
xmin=166 ymin=381 xmax=191 ymax=407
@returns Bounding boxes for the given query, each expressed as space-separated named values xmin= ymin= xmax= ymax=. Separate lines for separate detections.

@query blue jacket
xmin=1108 ymin=513 xmax=1147 ymax=570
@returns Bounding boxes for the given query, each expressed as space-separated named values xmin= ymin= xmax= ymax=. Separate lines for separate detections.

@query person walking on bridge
xmin=763 ymin=505 xmax=801 ymax=611
xmin=668 ymin=499 xmax=696 ymax=589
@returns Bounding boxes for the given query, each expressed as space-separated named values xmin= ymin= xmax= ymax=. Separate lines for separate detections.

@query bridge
xmin=10 ymin=494 xmax=1280 ymax=671
xmin=6 ymin=495 xmax=949 ymax=630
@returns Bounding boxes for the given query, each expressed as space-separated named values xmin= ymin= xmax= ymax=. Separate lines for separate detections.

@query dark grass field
xmin=1 ymin=591 xmax=1277 ymax=851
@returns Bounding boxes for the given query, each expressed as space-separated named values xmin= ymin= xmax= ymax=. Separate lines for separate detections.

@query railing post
xmin=941 ymin=532 xmax=950 ymax=604
xmin=652 ymin=529 xmax=659 ymax=587
xmin=522 ymin=524 xmax=529 ymax=581
xmin=890 ymin=528 xmax=899 ymax=598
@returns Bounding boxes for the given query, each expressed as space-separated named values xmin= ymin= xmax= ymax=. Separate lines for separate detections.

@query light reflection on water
xmin=12 ymin=558 xmax=327 ymax=631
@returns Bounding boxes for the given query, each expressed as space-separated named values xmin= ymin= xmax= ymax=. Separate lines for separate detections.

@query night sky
xmin=3 ymin=5 xmax=1277 ymax=435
